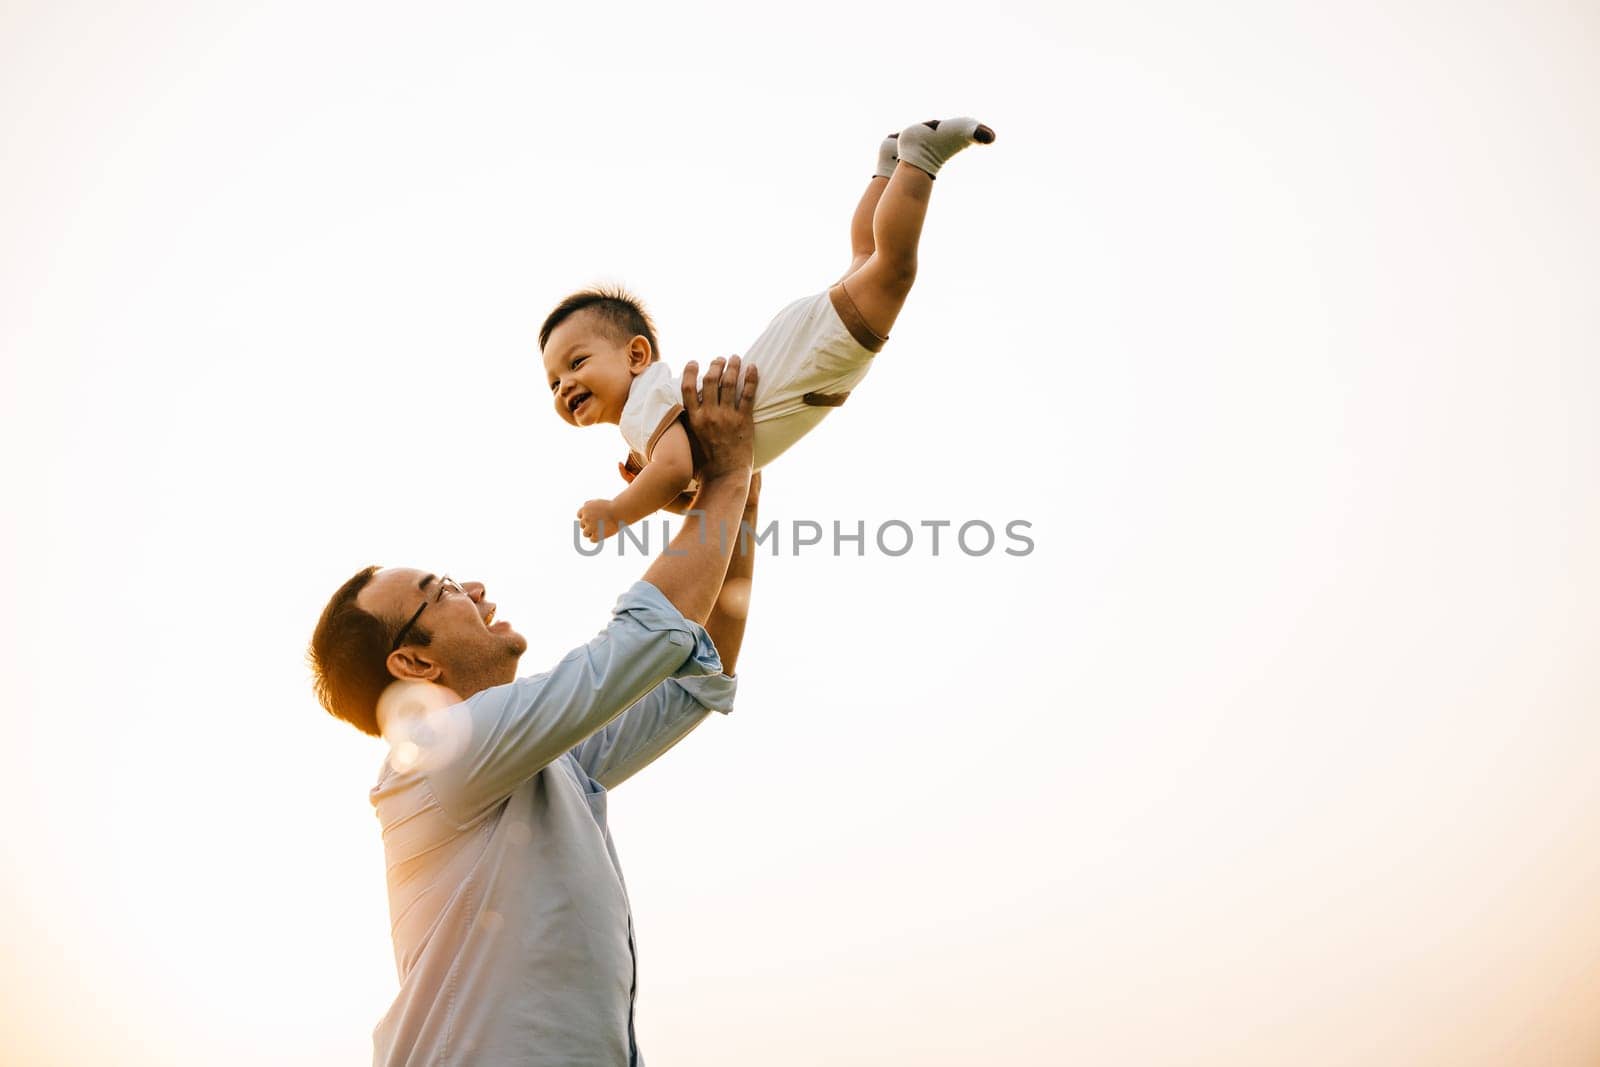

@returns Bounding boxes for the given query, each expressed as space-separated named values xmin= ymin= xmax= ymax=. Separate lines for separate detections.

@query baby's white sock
xmin=894 ymin=117 xmax=995 ymax=179
xmin=874 ymin=134 xmax=900 ymax=180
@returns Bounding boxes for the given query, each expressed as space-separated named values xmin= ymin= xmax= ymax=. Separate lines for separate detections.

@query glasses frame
xmin=390 ymin=575 xmax=462 ymax=653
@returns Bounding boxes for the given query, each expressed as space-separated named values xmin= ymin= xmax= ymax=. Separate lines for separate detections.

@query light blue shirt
xmin=369 ymin=581 xmax=735 ymax=1066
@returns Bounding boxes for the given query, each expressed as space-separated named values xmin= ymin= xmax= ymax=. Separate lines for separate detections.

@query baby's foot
xmin=875 ymin=133 xmax=900 ymax=180
xmin=894 ymin=117 xmax=996 ymax=179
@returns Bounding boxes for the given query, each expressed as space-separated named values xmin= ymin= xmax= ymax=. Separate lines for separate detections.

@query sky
xmin=1 ymin=1 xmax=1597 ymax=1064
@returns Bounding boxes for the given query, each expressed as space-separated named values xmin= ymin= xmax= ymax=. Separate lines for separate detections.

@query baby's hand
xmin=577 ymin=499 xmax=621 ymax=543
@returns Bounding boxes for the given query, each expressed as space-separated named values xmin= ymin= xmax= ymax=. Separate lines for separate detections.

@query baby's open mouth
xmin=568 ymin=391 xmax=592 ymax=416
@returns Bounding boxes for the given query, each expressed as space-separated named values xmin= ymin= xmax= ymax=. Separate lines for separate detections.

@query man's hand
xmin=681 ymin=356 xmax=757 ymax=485
xmin=577 ymin=498 xmax=620 ymax=543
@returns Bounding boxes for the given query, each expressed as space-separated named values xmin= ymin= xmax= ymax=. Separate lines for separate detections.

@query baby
xmin=540 ymin=116 xmax=995 ymax=542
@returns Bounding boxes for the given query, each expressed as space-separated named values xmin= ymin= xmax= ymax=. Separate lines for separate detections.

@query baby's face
xmin=542 ymin=311 xmax=647 ymax=428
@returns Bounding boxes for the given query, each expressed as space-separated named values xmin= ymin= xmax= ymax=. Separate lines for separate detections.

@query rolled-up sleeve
xmin=423 ymin=581 xmax=724 ymax=824
xmin=670 ymin=672 xmax=737 ymax=715
xmin=572 ymin=670 xmax=737 ymax=790
xmin=609 ymin=580 xmax=723 ymax=674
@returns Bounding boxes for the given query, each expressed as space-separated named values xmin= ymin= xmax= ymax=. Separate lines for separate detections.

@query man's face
xmin=357 ymin=568 xmax=527 ymax=695
xmin=542 ymin=310 xmax=649 ymax=428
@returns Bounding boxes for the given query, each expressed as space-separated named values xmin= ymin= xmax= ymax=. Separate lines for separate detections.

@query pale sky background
xmin=2 ymin=1 xmax=1596 ymax=1064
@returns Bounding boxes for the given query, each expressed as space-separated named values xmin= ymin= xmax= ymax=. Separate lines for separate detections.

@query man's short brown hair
xmin=538 ymin=286 xmax=661 ymax=363
xmin=308 ymin=566 xmax=430 ymax=737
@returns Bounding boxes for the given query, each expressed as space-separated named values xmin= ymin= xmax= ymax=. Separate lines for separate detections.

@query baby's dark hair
xmin=538 ymin=286 xmax=661 ymax=362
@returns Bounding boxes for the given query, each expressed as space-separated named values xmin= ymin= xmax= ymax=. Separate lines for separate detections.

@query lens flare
xmin=389 ymin=741 xmax=421 ymax=773
xmin=717 ymin=577 xmax=752 ymax=619
xmin=379 ymin=679 xmax=470 ymax=774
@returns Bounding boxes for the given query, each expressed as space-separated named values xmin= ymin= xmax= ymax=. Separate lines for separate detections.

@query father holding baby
xmin=308 ymin=357 xmax=761 ymax=1066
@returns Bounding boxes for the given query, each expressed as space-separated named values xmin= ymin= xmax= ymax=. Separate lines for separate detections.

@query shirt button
xmin=668 ymin=631 xmax=691 ymax=647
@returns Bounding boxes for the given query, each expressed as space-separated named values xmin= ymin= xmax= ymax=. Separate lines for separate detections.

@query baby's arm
xmin=615 ymin=422 xmax=694 ymax=522
xmin=578 ymin=421 xmax=695 ymax=540
xmin=617 ymin=460 xmax=699 ymax=516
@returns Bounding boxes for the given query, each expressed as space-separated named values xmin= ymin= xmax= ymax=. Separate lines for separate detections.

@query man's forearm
xmin=705 ymin=495 xmax=758 ymax=675
xmin=641 ymin=473 xmax=750 ymax=626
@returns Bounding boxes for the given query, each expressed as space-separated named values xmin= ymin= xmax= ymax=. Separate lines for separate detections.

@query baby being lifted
xmin=540 ymin=116 xmax=994 ymax=542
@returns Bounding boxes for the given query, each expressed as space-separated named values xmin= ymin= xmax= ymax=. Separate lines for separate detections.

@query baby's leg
xmin=839 ymin=135 xmax=899 ymax=279
xmin=841 ymin=118 xmax=994 ymax=342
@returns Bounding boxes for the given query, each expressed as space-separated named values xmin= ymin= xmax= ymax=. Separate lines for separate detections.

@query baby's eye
xmin=571 ymin=356 xmax=586 ymax=369
xmin=549 ymin=380 xmax=559 ymax=393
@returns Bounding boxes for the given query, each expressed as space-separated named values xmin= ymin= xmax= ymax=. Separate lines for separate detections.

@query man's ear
xmin=386 ymin=647 xmax=442 ymax=683
xmin=627 ymin=335 xmax=653 ymax=372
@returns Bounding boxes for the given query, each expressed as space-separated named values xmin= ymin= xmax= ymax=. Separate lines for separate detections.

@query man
xmin=308 ymin=357 xmax=761 ymax=1066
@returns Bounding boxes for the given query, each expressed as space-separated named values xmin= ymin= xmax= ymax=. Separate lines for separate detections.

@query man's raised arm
xmin=566 ymin=469 xmax=762 ymax=790
xmin=703 ymin=471 xmax=760 ymax=676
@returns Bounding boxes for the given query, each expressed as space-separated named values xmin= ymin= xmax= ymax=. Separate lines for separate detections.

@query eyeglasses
xmin=390 ymin=575 xmax=463 ymax=652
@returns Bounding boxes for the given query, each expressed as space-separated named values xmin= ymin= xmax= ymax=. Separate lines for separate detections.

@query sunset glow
xmin=3 ymin=2 xmax=1597 ymax=1065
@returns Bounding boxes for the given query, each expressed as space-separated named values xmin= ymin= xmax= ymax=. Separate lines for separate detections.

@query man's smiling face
xmin=357 ymin=568 xmax=528 ymax=699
